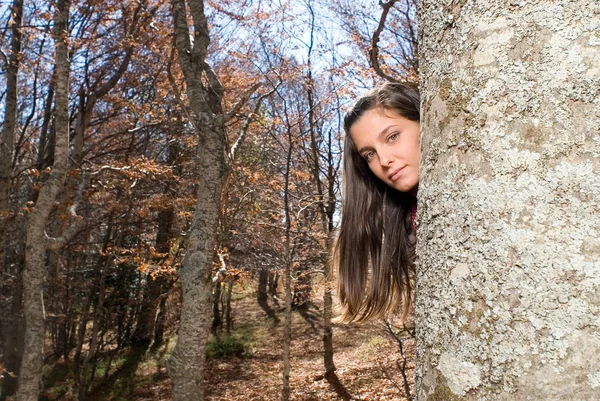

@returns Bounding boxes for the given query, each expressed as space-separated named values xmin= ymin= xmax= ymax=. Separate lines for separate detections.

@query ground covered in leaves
xmin=42 ymin=286 xmax=415 ymax=401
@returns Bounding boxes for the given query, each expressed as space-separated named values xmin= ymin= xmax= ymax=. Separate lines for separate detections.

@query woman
xmin=334 ymin=82 xmax=420 ymax=322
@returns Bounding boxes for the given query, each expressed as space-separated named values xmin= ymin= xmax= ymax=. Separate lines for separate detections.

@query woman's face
xmin=350 ymin=107 xmax=420 ymax=192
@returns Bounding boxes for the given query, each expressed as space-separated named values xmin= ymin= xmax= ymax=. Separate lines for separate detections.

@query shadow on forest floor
xmin=86 ymin=345 xmax=147 ymax=401
xmin=40 ymin=344 xmax=149 ymax=401
xmin=257 ymin=298 xmax=280 ymax=326
xmin=41 ymin=287 xmax=415 ymax=401
xmin=295 ymin=301 xmax=321 ymax=333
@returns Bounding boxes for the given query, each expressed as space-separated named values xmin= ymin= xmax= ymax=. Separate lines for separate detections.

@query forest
xmin=0 ymin=0 xmax=419 ymax=400
xmin=4 ymin=0 xmax=599 ymax=400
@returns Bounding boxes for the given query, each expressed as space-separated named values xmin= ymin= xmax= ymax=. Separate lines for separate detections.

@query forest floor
xmin=42 ymin=284 xmax=415 ymax=401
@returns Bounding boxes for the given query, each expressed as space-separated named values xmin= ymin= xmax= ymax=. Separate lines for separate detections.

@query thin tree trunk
xmin=0 ymin=10 xmax=25 ymax=386
xmin=132 ymin=207 xmax=173 ymax=346
xmin=153 ymin=294 xmax=168 ymax=348
xmin=0 ymin=0 xmax=23 ymax=273
xmin=257 ymin=268 xmax=269 ymax=302
xmin=225 ymin=279 xmax=234 ymax=335
xmin=280 ymin=115 xmax=294 ymax=401
xmin=302 ymin=5 xmax=342 ymax=386
xmin=211 ymin=279 xmax=222 ymax=336
xmin=35 ymin=72 xmax=55 ymax=172
xmin=17 ymin=2 xmax=71 ymax=399
xmin=0 ymin=265 xmax=24 ymax=401
xmin=166 ymin=1 xmax=228 ymax=400
xmin=268 ymin=271 xmax=278 ymax=300
xmin=56 ymin=270 xmax=71 ymax=361
xmin=416 ymin=1 xmax=600 ymax=399
xmin=77 ymin=260 xmax=110 ymax=401
xmin=74 ymin=223 xmax=113 ymax=365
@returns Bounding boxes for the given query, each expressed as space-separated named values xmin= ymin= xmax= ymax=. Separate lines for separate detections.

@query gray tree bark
xmin=17 ymin=1 xmax=71 ymax=400
xmin=416 ymin=1 xmax=600 ymax=400
xmin=166 ymin=1 xmax=228 ymax=400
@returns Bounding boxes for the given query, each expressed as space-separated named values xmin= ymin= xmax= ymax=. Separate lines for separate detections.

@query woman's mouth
xmin=388 ymin=166 xmax=406 ymax=181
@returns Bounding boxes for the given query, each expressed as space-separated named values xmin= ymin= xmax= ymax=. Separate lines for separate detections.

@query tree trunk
xmin=0 ymin=266 xmax=24 ymax=401
xmin=77 ymin=261 xmax=109 ymax=401
xmin=257 ymin=268 xmax=269 ymax=302
xmin=153 ymin=294 xmax=168 ymax=348
xmin=17 ymin=1 xmax=71 ymax=399
xmin=416 ymin=1 xmax=600 ymax=399
xmin=280 ymin=119 xmax=294 ymax=401
xmin=0 ymin=0 xmax=23 ymax=272
xmin=225 ymin=279 xmax=234 ymax=335
xmin=0 ymin=8 xmax=25 ymax=386
xmin=211 ymin=279 xmax=222 ymax=335
xmin=268 ymin=271 xmax=278 ymax=299
xmin=74 ymin=224 xmax=113 ymax=365
xmin=166 ymin=1 xmax=228 ymax=400
xmin=303 ymin=17 xmax=340 ymax=382
xmin=134 ymin=140 xmax=178 ymax=347
xmin=132 ymin=207 xmax=174 ymax=347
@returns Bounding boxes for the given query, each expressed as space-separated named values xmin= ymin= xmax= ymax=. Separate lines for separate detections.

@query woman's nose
xmin=380 ymin=153 xmax=394 ymax=167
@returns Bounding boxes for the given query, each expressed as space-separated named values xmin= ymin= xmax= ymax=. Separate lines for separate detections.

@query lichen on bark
xmin=417 ymin=1 xmax=600 ymax=400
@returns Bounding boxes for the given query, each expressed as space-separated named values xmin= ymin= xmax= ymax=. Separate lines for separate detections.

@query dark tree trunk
xmin=0 ymin=0 xmax=23 ymax=275
xmin=153 ymin=294 xmax=169 ymax=348
xmin=0 ymin=2 xmax=24 ymax=395
xmin=257 ymin=268 xmax=268 ymax=302
xmin=0 ymin=268 xmax=24 ymax=401
xmin=225 ymin=279 xmax=234 ymax=335
xmin=268 ymin=271 xmax=278 ymax=300
xmin=211 ymin=279 xmax=222 ymax=336
xmin=132 ymin=207 xmax=174 ymax=347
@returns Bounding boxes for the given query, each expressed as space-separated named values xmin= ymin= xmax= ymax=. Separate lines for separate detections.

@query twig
xmin=385 ymin=320 xmax=413 ymax=400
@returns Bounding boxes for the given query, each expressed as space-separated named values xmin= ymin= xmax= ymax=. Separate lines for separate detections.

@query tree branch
xmin=224 ymin=82 xmax=262 ymax=123
xmin=385 ymin=320 xmax=413 ymax=401
xmin=46 ymin=172 xmax=89 ymax=251
xmin=229 ymin=86 xmax=276 ymax=161
xmin=370 ymin=0 xmax=400 ymax=82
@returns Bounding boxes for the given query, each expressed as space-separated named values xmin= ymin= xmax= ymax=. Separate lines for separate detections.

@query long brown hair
xmin=334 ymin=82 xmax=419 ymax=322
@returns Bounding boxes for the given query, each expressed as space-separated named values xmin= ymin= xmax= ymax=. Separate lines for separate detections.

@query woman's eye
xmin=364 ymin=151 xmax=375 ymax=161
xmin=388 ymin=132 xmax=399 ymax=142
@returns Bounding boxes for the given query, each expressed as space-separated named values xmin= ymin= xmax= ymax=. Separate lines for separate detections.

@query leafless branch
xmin=370 ymin=0 xmax=400 ymax=82
xmin=229 ymin=86 xmax=277 ymax=161
xmin=166 ymin=45 xmax=198 ymax=131
xmin=224 ymin=82 xmax=262 ymax=123
xmin=385 ymin=320 xmax=413 ymax=400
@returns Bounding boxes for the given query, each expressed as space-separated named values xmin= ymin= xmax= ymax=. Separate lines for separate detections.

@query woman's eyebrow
xmin=378 ymin=124 xmax=396 ymax=139
xmin=356 ymin=125 xmax=396 ymax=154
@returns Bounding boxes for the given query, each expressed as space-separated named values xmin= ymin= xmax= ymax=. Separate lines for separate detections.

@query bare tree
xmin=17 ymin=1 xmax=75 ymax=399
xmin=0 ymin=1 xmax=24 ymax=397
xmin=278 ymin=88 xmax=295 ymax=401
xmin=166 ymin=0 xmax=228 ymax=400
xmin=300 ymin=2 xmax=348 ymax=397
xmin=0 ymin=0 xmax=23 ymax=269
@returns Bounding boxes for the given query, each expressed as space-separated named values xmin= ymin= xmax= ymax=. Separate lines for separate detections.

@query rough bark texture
xmin=17 ymin=1 xmax=71 ymax=400
xmin=416 ymin=1 xmax=600 ymax=400
xmin=166 ymin=0 xmax=228 ymax=400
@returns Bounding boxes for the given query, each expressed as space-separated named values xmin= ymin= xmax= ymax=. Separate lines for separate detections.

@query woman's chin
xmin=389 ymin=180 xmax=418 ymax=193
